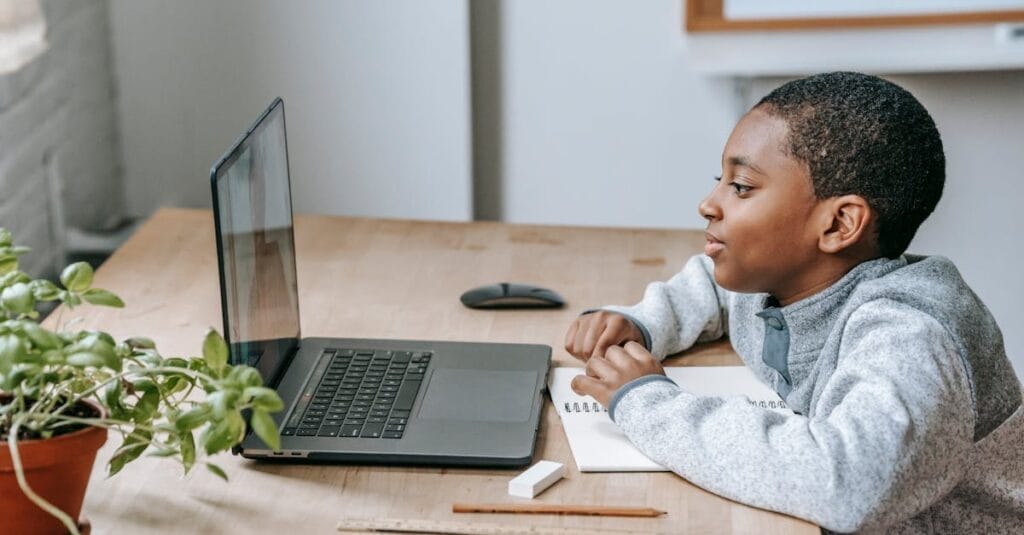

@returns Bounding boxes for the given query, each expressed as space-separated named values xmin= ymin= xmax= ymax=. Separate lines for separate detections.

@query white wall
xmin=492 ymin=0 xmax=1024 ymax=376
xmin=107 ymin=0 xmax=472 ymax=221
xmin=494 ymin=0 xmax=737 ymax=229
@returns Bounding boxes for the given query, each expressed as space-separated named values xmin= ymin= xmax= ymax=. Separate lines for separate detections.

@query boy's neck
xmin=772 ymin=252 xmax=883 ymax=307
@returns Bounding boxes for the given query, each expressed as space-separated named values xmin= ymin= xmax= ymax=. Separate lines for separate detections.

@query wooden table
xmin=67 ymin=208 xmax=816 ymax=534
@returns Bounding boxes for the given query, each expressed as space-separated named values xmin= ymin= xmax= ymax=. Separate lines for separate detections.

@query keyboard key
xmin=394 ymin=380 xmax=422 ymax=411
xmin=385 ymin=424 xmax=405 ymax=432
xmin=318 ymin=426 xmax=341 ymax=437
xmin=361 ymin=422 xmax=385 ymax=438
xmin=367 ymin=416 xmax=386 ymax=423
xmin=391 ymin=410 xmax=410 ymax=418
xmin=392 ymin=351 xmax=412 ymax=363
xmin=297 ymin=427 xmax=318 ymax=436
xmin=340 ymin=425 xmax=362 ymax=437
xmin=382 ymin=431 xmax=403 ymax=439
xmin=388 ymin=418 xmax=408 ymax=426
xmin=282 ymin=427 xmax=296 ymax=436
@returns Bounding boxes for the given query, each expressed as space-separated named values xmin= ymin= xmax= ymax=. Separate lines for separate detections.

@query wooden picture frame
xmin=685 ymin=0 xmax=1024 ymax=32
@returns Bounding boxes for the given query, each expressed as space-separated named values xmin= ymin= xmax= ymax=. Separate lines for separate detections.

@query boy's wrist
xmin=608 ymin=374 xmax=677 ymax=422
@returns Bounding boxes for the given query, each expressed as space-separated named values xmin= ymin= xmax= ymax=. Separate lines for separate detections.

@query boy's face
xmin=699 ymin=108 xmax=825 ymax=298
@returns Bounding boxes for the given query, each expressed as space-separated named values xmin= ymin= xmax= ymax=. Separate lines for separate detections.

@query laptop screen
xmin=211 ymin=98 xmax=300 ymax=385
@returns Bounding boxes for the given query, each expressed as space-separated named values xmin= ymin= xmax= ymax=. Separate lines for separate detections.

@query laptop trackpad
xmin=418 ymin=369 xmax=537 ymax=422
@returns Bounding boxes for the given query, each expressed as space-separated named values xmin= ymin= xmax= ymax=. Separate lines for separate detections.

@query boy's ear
xmin=817 ymin=195 xmax=874 ymax=254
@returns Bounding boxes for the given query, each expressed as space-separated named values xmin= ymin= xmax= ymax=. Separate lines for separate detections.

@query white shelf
xmin=686 ymin=23 xmax=1024 ymax=77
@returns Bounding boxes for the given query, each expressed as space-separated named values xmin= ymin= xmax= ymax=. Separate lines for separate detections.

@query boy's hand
xmin=570 ymin=341 xmax=665 ymax=408
xmin=564 ymin=311 xmax=644 ymax=361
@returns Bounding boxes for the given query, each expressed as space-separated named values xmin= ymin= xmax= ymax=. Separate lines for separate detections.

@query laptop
xmin=210 ymin=98 xmax=550 ymax=466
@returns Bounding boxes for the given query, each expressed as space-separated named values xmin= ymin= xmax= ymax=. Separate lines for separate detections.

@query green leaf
xmin=0 ymin=228 xmax=11 ymax=247
xmin=227 ymin=365 xmax=263 ymax=388
xmin=175 ymin=405 xmax=211 ymax=433
xmin=205 ymin=462 xmax=228 ymax=482
xmin=28 ymin=279 xmax=59 ymax=301
xmin=1 ymin=282 xmax=34 ymax=314
xmin=108 ymin=428 xmax=152 ymax=477
xmin=199 ymin=411 xmax=244 ymax=455
xmin=0 ymin=334 xmax=27 ymax=375
xmin=60 ymin=262 xmax=94 ymax=292
xmin=125 ymin=337 xmax=156 ymax=350
xmin=22 ymin=323 xmax=62 ymax=351
xmin=131 ymin=379 xmax=160 ymax=422
xmin=202 ymin=329 xmax=229 ymax=373
xmin=68 ymin=333 xmax=120 ymax=372
xmin=65 ymin=352 xmax=106 ymax=368
xmin=1 ymin=363 xmax=40 ymax=391
xmin=207 ymin=390 xmax=241 ymax=420
xmin=181 ymin=431 xmax=196 ymax=474
xmin=105 ymin=380 xmax=129 ymax=420
xmin=243 ymin=386 xmax=284 ymax=412
xmin=0 ymin=257 xmax=16 ymax=276
xmin=248 ymin=409 xmax=281 ymax=451
xmin=82 ymin=288 xmax=125 ymax=308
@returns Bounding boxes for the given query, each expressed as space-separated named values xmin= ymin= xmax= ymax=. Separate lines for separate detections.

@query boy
xmin=566 ymin=72 xmax=1023 ymax=533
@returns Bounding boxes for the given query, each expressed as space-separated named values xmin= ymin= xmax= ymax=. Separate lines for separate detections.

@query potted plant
xmin=0 ymin=227 xmax=284 ymax=535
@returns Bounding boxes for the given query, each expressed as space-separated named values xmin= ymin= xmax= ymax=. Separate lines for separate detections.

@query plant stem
xmin=7 ymin=416 xmax=81 ymax=535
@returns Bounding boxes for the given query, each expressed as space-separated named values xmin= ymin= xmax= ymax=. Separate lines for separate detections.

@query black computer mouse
xmin=460 ymin=283 xmax=565 ymax=309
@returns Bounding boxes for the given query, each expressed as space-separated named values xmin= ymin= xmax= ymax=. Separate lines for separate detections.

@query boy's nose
xmin=698 ymin=194 xmax=720 ymax=221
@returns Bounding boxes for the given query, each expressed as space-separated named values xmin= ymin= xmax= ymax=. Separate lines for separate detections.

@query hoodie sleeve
xmin=600 ymin=254 xmax=728 ymax=360
xmin=609 ymin=299 xmax=975 ymax=533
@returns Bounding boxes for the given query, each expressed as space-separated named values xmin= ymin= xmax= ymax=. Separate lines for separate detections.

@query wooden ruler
xmin=337 ymin=518 xmax=644 ymax=535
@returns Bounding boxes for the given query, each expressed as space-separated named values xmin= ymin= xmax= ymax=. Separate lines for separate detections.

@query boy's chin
xmin=712 ymin=265 xmax=765 ymax=294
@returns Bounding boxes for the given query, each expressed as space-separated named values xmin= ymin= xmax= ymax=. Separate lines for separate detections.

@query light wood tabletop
xmin=62 ymin=207 xmax=817 ymax=534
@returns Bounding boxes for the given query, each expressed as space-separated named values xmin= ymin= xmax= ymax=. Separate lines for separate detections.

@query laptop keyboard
xmin=280 ymin=349 xmax=431 ymax=439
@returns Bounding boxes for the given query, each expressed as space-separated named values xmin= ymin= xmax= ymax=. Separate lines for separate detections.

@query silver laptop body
xmin=210 ymin=98 xmax=549 ymax=466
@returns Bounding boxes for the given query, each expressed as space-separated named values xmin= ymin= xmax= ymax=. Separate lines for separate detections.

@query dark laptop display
xmin=210 ymin=98 xmax=550 ymax=466
xmin=211 ymin=100 xmax=299 ymax=386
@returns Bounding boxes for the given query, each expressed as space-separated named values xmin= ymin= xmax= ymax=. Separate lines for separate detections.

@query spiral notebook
xmin=548 ymin=366 xmax=788 ymax=472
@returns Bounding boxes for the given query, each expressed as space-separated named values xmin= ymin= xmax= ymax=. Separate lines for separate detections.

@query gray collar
xmin=755 ymin=256 xmax=906 ymax=382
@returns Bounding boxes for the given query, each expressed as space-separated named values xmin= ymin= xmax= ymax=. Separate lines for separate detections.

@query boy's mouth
xmin=704 ymin=231 xmax=725 ymax=257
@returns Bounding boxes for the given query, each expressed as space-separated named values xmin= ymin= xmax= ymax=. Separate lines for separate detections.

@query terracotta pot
xmin=0 ymin=397 xmax=108 ymax=535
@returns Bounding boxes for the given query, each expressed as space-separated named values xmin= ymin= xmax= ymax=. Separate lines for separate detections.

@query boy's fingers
xmin=585 ymin=354 xmax=616 ymax=381
xmin=604 ymin=344 xmax=634 ymax=369
xmin=592 ymin=327 xmax=620 ymax=358
xmin=564 ymin=321 xmax=579 ymax=353
xmin=622 ymin=340 xmax=651 ymax=361
xmin=571 ymin=374 xmax=610 ymax=401
xmin=573 ymin=322 xmax=592 ymax=358
xmin=581 ymin=322 xmax=606 ymax=358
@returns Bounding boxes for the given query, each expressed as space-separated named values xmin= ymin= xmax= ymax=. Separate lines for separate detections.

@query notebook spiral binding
xmin=564 ymin=401 xmax=607 ymax=413
xmin=564 ymin=399 xmax=787 ymax=413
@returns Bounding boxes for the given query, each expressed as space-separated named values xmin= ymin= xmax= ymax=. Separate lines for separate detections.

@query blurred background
xmin=1 ymin=0 xmax=1022 ymax=376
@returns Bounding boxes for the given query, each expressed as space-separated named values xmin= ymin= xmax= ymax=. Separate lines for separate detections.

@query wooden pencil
xmin=452 ymin=503 xmax=667 ymax=517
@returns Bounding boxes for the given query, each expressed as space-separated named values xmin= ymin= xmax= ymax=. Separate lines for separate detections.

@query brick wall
xmin=0 ymin=0 xmax=123 ymax=279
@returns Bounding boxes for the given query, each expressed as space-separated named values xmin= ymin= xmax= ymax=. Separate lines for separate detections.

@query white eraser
xmin=508 ymin=460 xmax=565 ymax=498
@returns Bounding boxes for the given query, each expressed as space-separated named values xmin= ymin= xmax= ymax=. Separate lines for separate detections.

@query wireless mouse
xmin=460 ymin=283 xmax=565 ymax=309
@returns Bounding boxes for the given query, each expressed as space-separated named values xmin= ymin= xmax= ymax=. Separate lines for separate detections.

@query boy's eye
xmin=715 ymin=175 xmax=752 ymax=195
xmin=731 ymin=182 xmax=752 ymax=194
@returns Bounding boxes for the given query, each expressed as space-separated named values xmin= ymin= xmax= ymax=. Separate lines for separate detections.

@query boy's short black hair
xmin=755 ymin=72 xmax=945 ymax=259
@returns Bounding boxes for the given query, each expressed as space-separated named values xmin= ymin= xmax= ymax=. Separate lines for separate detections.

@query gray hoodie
xmin=602 ymin=254 xmax=1024 ymax=533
